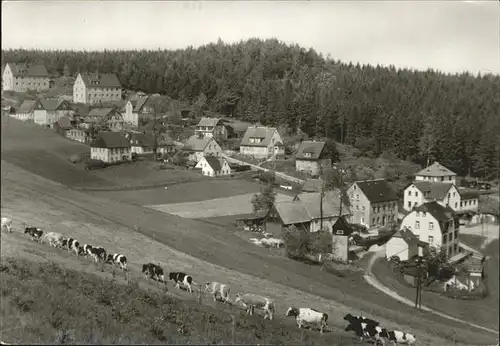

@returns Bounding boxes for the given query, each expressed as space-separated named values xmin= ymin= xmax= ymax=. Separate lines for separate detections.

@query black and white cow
xmin=204 ymin=281 xmax=231 ymax=304
xmin=379 ymin=329 xmax=416 ymax=345
xmin=344 ymin=314 xmax=381 ymax=342
xmin=235 ymin=293 xmax=274 ymax=320
xmin=1 ymin=217 xmax=12 ymax=233
xmin=107 ymin=253 xmax=127 ymax=271
xmin=81 ymin=244 xmax=94 ymax=260
xmin=63 ymin=238 xmax=81 ymax=256
xmin=285 ymin=307 xmax=328 ymax=333
xmin=93 ymin=246 xmax=107 ymax=262
xmin=142 ymin=263 xmax=165 ymax=283
xmin=24 ymin=227 xmax=44 ymax=242
xmin=343 ymin=313 xmax=380 ymax=326
xmin=169 ymin=272 xmax=196 ymax=294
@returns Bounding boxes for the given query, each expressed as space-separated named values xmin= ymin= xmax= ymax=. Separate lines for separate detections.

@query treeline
xmin=2 ymin=38 xmax=499 ymax=178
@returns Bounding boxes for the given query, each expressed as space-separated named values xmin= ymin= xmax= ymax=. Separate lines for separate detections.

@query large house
xmin=195 ymin=156 xmax=232 ymax=177
xmin=194 ymin=117 xmax=228 ymax=140
xmin=183 ymin=135 xmax=222 ymax=162
xmin=400 ymin=201 xmax=460 ymax=258
xmin=129 ymin=133 xmax=155 ymax=154
xmin=85 ymin=108 xmax=124 ymax=131
xmin=295 ymin=141 xmax=331 ymax=176
xmin=347 ymin=179 xmax=399 ymax=228
xmin=33 ymin=99 xmax=73 ymax=126
xmin=73 ymin=73 xmax=122 ymax=105
xmin=12 ymin=99 xmax=38 ymax=121
xmin=385 ymin=228 xmax=428 ymax=261
xmin=415 ymin=161 xmax=457 ymax=184
xmin=122 ymin=96 xmax=154 ymax=126
xmin=239 ymin=126 xmax=284 ymax=159
xmin=90 ymin=132 xmax=131 ymax=163
xmin=2 ymin=63 xmax=50 ymax=92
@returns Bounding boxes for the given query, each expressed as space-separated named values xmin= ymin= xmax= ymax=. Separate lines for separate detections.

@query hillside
xmin=3 ymin=40 xmax=500 ymax=179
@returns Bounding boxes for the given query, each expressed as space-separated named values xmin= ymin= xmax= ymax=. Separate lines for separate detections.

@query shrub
xmin=85 ymin=159 xmax=107 ymax=170
xmin=283 ymin=225 xmax=333 ymax=261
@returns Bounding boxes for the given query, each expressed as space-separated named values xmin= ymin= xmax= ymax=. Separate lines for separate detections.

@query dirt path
xmin=364 ymin=245 xmax=499 ymax=335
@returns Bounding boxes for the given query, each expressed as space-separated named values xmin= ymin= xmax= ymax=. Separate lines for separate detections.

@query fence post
xmin=231 ymin=314 xmax=236 ymax=345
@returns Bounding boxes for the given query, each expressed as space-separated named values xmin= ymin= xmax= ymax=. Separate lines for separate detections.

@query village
xmin=2 ymin=62 xmax=498 ymax=302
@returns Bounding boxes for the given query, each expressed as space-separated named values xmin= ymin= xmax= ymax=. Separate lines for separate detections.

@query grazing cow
xmin=344 ymin=314 xmax=381 ymax=342
xmin=1 ymin=217 xmax=12 ymax=233
xmin=235 ymin=293 xmax=274 ymax=320
xmin=41 ymin=232 xmax=64 ymax=248
xmin=107 ymin=253 xmax=127 ymax=271
xmin=24 ymin=227 xmax=44 ymax=242
xmin=63 ymin=238 xmax=81 ymax=256
xmin=169 ymin=272 xmax=196 ymax=294
xmin=142 ymin=263 xmax=165 ymax=283
xmin=379 ymin=329 xmax=416 ymax=345
xmin=204 ymin=281 xmax=231 ymax=304
xmin=285 ymin=307 xmax=329 ymax=333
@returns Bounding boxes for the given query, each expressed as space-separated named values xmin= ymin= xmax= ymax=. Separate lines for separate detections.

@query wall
xmin=404 ymin=184 xmax=426 ymax=211
xmin=459 ymin=198 xmax=479 ymax=212
xmin=2 ymin=66 xmax=14 ymax=90
xmin=240 ymin=145 xmax=268 ymax=158
xmin=13 ymin=112 xmax=33 ymax=121
xmin=385 ymin=237 xmax=409 ymax=261
xmin=415 ymin=175 xmax=456 ymax=184
xmin=400 ymin=211 xmax=442 ymax=247
xmin=86 ymin=87 xmax=121 ymax=105
xmin=348 ymin=183 xmax=371 ymax=227
xmin=73 ymin=74 xmax=87 ymax=103
xmin=370 ymin=201 xmax=398 ymax=227
xmin=332 ymin=235 xmax=349 ymax=262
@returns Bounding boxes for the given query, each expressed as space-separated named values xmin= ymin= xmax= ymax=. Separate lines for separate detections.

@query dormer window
xmin=304 ymin=152 xmax=312 ymax=158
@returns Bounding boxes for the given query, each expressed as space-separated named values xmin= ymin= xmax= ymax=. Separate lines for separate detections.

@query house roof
xmin=197 ymin=117 xmax=221 ymax=127
xmin=414 ymin=201 xmax=455 ymax=222
xmin=223 ymin=120 xmax=252 ymax=133
xmin=56 ymin=115 xmax=72 ymax=129
xmin=91 ymin=132 xmax=130 ymax=148
xmin=16 ymin=99 xmax=38 ymax=114
xmin=183 ymin=135 xmax=215 ymax=152
xmin=79 ymin=73 xmax=122 ymax=88
xmin=39 ymin=99 xmax=70 ymax=111
xmin=204 ymin=156 xmax=223 ymax=171
xmin=356 ymin=179 xmax=398 ymax=203
xmin=130 ymin=133 xmax=155 ymax=147
xmin=274 ymin=201 xmax=312 ymax=225
xmin=70 ymin=103 xmax=90 ymax=117
xmin=416 ymin=161 xmax=457 ymax=177
xmin=393 ymin=228 xmax=428 ymax=247
xmin=412 ymin=181 xmax=453 ymax=200
xmin=88 ymin=107 xmax=115 ymax=118
xmin=459 ymin=189 xmax=480 ymax=200
xmin=295 ymin=190 xmax=350 ymax=219
xmin=301 ymin=179 xmax=323 ymax=193
xmin=240 ymin=126 xmax=278 ymax=147
xmin=7 ymin=63 xmax=49 ymax=77
xmin=459 ymin=241 xmax=484 ymax=258
xmin=295 ymin=141 xmax=326 ymax=160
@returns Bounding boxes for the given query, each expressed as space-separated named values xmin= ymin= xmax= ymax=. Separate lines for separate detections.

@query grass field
xmin=0 ymin=258 xmax=369 ymax=345
xmin=1 ymin=119 xmax=498 ymax=345
xmin=371 ymin=239 xmax=499 ymax=331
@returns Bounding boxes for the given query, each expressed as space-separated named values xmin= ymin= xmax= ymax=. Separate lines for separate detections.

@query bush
xmin=85 ymin=159 xmax=108 ymax=170
xmin=282 ymin=225 xmax=332 ymax=261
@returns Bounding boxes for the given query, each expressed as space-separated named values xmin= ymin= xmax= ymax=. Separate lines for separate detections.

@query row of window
xmin=415 ymin=221 xmax=434 ymax=230
xmin=420 ymin=176 xmax=453 ymax=182
xmin=89 ymin=93 xmax=120 ymax=98
xmin=414 ymin=230 xmax=458 ymax=244
xmin=371 ymin=214 xmax=395 ymax=226
xmin=461 ymin=200 xmax=477 ymax=207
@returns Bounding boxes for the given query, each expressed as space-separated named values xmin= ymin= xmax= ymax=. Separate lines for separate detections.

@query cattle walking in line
xmin=107 ymin=253 xmax=127 ymax=271
xmin=24 ymin=227 xmax=44 ymax=242
xmin=142 ymin=263 xmax=165 ymax=283
xmin=40 ymin=232 xmax=64 ymax=248
xmin=169 ymin=272 xmax=196 ymax=294
xmin=204 ymin=281 xmax=231 ymax=304
xmin=235 ymin=293 xmax=274 ymax=320
xmin=1 ymin=217 xmax=12 ymax=233
xmin=285 ymin=307 xmax=329 ymax=333
xmin=379 ymin=329 xmax=416 ymax=345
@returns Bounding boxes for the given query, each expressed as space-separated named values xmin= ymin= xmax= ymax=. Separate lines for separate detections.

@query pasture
xmin=370 ymin=239 xmax=499 ymax=331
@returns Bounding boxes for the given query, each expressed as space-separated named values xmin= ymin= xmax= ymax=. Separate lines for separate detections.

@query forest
xmin=2 ymin=38 xmax=499 ymax=179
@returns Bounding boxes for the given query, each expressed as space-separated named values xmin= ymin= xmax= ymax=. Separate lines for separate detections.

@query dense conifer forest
xmin=2 ymin=38 xmax=499 ymax=179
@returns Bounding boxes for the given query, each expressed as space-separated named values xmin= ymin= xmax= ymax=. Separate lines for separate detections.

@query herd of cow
xmin=2 ymin=216 xmax=417 ymax=345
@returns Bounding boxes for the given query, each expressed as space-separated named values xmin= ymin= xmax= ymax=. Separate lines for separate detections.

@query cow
xmin=81 ymin=244 xmax=94 ymax=260
xmin=235 ymin=293 xmax=274 ymax=320
xmin=93 ymin=246 xmax=107 ymax=262
xmin=24 ymin=227 xmax=44 ymax=242
xmin=142 ymin=263 xmax=165 ymax=283
xmin=1 ymin=217 xmax=12 ymax=233
xmin=344 ymin=314 xmax=381 ymax=342
xmin=63 ymin=238 xmax=81 ymax=256
xmin=169 ymin=272 xmax=196 ymax=294
xmin=204 ymin=281 xmax=231 ymax=304
xmin=343 ymin=313 xmax=380 ymax=326
xmin=379 ymin=329 xmax=416 ymax=345
xmin=41 ymin=232 xmax=64 ymax=248
xmin=107 ymin=253 xmax=127 ymax=271
xmin=285 ymin=307 xmax=328 ymax=333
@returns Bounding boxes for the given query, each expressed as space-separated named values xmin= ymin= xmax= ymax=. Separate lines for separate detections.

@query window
xmin=356 ymin=205 xmax=359 ymax=211
xmin=416 ymin=211 xmax=420 ymax=217
xmin=408 ymin=190 xmax=411 ymax=196
xmin=442 ymin=235 xmax=447 ymax=244
xmin=454 ymin=230 xmax=458 ymax=239
xmin=372 ymin=218 xmax=375 ymax=225
xmin=407 ymin=201 xmax=411 ymax=208
xmin=441 ymin=177 xmax=444 ymax=181
xmin=429 ymin=222 xmax=434 ymax=230
xmin=337 ymin=230 xmax=344 ymax=235
xmin=453 ymin=192 xmax=455 ymax=197
xmin=428 ymin=236 xmax=434 ymax=244
xmin=376 ymin=217 xmax=380 ymax=223
xmin=448 ymin=232 xmax=453 ymax=242
xmin=415 ymin=191 xmax=418 ymax=197
xmin=454 ymin=202 xmax=457 ymax=209
xmin=356 ymin=194 xmax=359 ymax=200
xmin=362 ymin=206 xmax=365 ymax=211
xmin=415 ymin=221 xmax=420 ymax=229
xmin=423 ymin=212 xmax=426 ymax=217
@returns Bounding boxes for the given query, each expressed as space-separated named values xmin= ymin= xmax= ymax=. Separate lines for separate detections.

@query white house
xmin=194 ymin=117 xmax=228 ymax=140
xmin=239 ymin=126 xmax=285 ymax=159
xmin=2 ymin=63 xmax=50 ymax=92
xmin=415 ymin=161 xmax=457 ymax=184
xmin=90 ymin=132 xmax=132 ymax=163
xmin=183 ymin=135 xmax=222 ymax=162
xmin=129 ymin=133 xmax=155 ymax=154
xmin=195 ymin=156 xmax=231 ymax=177
xmin=122 ymin=96 xmax=153 ymax=126
xmin=400 ymin=201 xmax=460 ymax=258
xmin=385 ymin=228 xmax=428 ymax=261
xmin=73 ymin=72 xmax=122 ymax=105
xmin=458 ymin=190 xmax=479 ymax=213
xmin=294 ymin=141 xmax=331 ymax=176
xmin=12 ymin=99 xmax=38 ymax=121
xmin=33 ymin=99 xmax=73 ymax=126
xmin=403 ymin=181 xmax=461 ymax=212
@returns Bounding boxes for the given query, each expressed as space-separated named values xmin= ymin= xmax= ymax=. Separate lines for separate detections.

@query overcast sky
xmin=2 ymin=1 xmax=499 ymax=75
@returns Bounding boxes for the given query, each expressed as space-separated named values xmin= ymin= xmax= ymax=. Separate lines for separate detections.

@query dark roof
xmin=184 ymin=135 xmax=218 ymax=152
xmin=7 ymin=63 xmax=49 ymax=77
xmin=394 ymin=228 xmax=428 ymax=247
xmin=91 ymin=132 xmax=131 ymax=149
xmin=88 ymin=107 xmax=115 ymax=118
xmin=295 ymin=141 xmax=326 ymax=160
xmin=240 ymin=126 xmax=279 ymax=147
xmin=416 ymin=161 xmax=456 ymax=177
xmin=39 ymin=99 xmax=71 ymax=111
xmin=295 ymin=190 xmax=350 ymax=219
xmin=414 ymin=201 xmax=455 ymax=222
xmin=56 ymin=116 xmax=72 ymax=129
xmin=16 ymin=99 xmax=38 ymax=114
xmin=79 ymin=73 xmax=121 ymax=88
xmin=204 ymin=156 xmax=223 ymax=171
xmin=355 ymin=179 xmax=398 ymax=203
xmin=459 ymin=189 xmax=480 ymax=200
xmin=411 ymin=181 xmax=454 ymax=200
xmin=70 ymin=103 xmax=90 ymax=117
xmin=130 ymin=133 xmax=155 ymax=147
xmin=197 ymin=117 xmax=221 ymax=127
xmin=301 ymin=179 xmax=323 ymax=193
xmin=222 ymin=119 xmax=252 ymax=133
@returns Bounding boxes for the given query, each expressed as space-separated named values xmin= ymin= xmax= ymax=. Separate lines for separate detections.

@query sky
xmin=2 ymin=1 xmax=499 ymax=75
